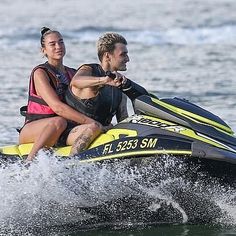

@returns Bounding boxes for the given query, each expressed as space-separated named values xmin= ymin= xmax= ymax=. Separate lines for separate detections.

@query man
xmin=65 ymin=32 xmax=148 ymax=155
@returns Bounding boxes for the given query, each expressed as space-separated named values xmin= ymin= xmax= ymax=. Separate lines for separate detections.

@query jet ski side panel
xmin=134 ymin=95 xmax=236 ymax=146
xmin=161 ymin=97 xmax=231 ymax=129
xmin=134 ymin=95 xmax=233 ymax=133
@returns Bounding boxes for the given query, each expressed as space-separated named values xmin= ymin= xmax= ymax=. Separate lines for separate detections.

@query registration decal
xmin=102 ymin=137 xmax=158 ymax=155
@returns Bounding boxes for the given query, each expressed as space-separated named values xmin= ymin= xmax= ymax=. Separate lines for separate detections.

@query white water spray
xmin=0 ymin=152 xmax=235 ymax=234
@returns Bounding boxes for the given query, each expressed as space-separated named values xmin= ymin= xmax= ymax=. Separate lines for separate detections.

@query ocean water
xmin=0 ymin=0 xmax=236 ymax=235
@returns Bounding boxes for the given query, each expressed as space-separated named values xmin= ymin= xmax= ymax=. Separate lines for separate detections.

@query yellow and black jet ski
xmin=1 ymin=94 xmax=236 ymax=165
xmin=0 ymin=92 xmax=235 ymax=185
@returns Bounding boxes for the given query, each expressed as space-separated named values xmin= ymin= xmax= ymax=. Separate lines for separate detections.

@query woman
xmin=19 ymin=27 xmax=102 ymax=161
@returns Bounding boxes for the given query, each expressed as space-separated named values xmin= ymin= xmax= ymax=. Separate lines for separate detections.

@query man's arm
xmin=121 ymin=79 xmax=149 ymax=101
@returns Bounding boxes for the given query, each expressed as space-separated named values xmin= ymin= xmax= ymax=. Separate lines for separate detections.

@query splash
xmin=0 ymin=152 xmax=235 ymax=234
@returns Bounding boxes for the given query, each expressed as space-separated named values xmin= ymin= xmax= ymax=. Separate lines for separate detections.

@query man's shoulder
xmin=79 ymin=63 xmax=99 ymax=69
xmin=78 ymin=63 xmax=104 ymax=76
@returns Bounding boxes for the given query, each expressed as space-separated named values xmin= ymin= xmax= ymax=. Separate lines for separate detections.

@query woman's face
xmin=41 ymin=32 xmax=66 ymax=60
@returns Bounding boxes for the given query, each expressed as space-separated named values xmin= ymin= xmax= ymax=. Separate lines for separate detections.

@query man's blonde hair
xmin=97 ymin=32 xmax=127 ymax=62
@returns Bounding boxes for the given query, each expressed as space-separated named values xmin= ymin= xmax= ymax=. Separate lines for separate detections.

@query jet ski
xmin=1 ymin=94 xmax=236 ymax=172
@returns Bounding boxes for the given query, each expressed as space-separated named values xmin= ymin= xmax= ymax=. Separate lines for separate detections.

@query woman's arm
xmin=33 ymin=68 xmax=95 ymax=124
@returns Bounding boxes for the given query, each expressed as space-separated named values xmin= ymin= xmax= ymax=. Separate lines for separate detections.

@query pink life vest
xmin=21 ymin=62 xmax=76 ymax=123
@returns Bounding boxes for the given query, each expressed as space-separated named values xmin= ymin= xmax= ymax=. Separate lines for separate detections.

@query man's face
xmin=109 ymin=43 xmax=129 ymax=71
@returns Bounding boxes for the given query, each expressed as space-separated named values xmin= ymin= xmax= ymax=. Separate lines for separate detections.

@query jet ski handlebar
xmin=105 ymin=71 xmax=149 ymax=101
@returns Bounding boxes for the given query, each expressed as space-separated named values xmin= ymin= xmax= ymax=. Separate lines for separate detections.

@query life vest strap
xmin=20 ymin=105 xmax=55 ymax=120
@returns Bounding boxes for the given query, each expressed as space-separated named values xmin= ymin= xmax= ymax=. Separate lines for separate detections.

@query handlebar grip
xmin=105 ymin=71 xmax=116 ymax=79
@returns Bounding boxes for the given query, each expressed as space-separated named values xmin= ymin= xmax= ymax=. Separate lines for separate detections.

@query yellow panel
xmin=89 ymin=133 xmax=115 ymax=148
xmin=55 ymin=146 xmax=71 ymax=156
xmin=56 ymin=134 xmax=115 ymax=156
xmin=0 ymin=145 xmax=21 ymax=156
xmin=18 ymin=143 xmax=33 ymax=156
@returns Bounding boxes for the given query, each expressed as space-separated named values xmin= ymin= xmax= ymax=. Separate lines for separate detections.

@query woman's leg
xmin=66 ymin=122 xmax=102 ymax=155
xmin=19 ymin=117 xmax=67 ymax=160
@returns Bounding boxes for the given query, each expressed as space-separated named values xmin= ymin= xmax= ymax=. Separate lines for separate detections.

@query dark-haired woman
xmin=19 ymin=27 xmax=102 ymax=161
